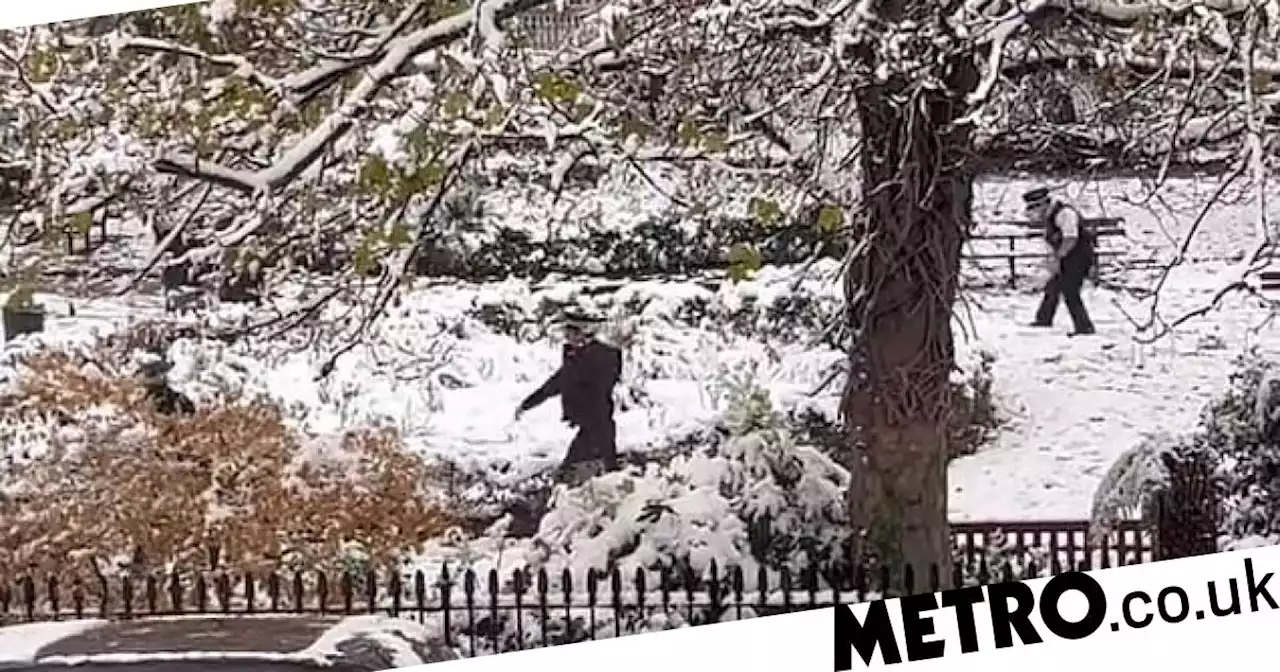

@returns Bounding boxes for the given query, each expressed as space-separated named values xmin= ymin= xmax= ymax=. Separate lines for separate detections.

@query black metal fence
xmin=0 ymin=521 xmax=1157 ymax=656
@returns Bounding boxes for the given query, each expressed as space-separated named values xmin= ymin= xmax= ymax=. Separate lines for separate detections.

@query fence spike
xmin=684 ymin=564 xmax=697 ymax=623
xmin=71 ymin=576 xmax=84 ymax=620
xmin=464 ymin=569 xmax=478 ymax=654
xmin=244 ymin=572 xmax=255 ymax=614
xmin=904 ymin=564 xmax=915 ymax=597
xmin=22 ymin=575 xmax=35 ymax=621
xmin=340 ymin=571 xmax=354 ymax=614
xmin=538 ymin=569 xmax=550 ymax=650
xmin=560 ymin=568 xmax=571 ymax=643
xmin=389 ymin=570 xmax=402 ymax=617
xmin=292 ymin=572 xmax=304 ymax=613
xmin=659 ymin=564 xmax=671 ymax=612
xmin=45 ymin=575 xmax=58 ymax=620
xmin=513 ymin=570 xmax=525 ymax=650
xmin=757 ymin=566 xmax=769 ymax=611
xmin=487 ymin=569 xmax=500 ymax=653
xmin=217 ymin=573 xmax=231 ymax=614
xmin=364 ymin=568 xmax=377 ymax=614
xmin=780 ymin=566 xmax=793 ymax=611
xmin=732 ymin=565 xmax=744 ymax=621
xmin=611 ymin=568 xmax=623 ymax=639
xmin=316 ymin=571 xmax=329 ymax=616
xmin=168 ymin=572 xmax=182 ymax=614
xmin=195 ymin=573 xmax=208 ymax=614
xmin=415 ymin=570 xmax=428 ymax=628
xmin=635 ymin=567 xmax=647 ymax=615
xmin=145 ymin=575 xmax=158 ymax=615
xmin=267 ymin=572 xmax=281 ymax=613
xmin=121 ymin=575 xmax=133 ymax=620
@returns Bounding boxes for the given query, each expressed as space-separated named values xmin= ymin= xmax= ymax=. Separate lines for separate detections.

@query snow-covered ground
xmin=1 ymin=175 xmax=1275 ymax=527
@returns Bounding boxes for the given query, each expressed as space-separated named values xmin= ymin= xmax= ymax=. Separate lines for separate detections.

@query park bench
xmin=1260 ymin=269 xmax=1280 ymax=293
xmin=966 ymin=216 xmax=1127 ymax=287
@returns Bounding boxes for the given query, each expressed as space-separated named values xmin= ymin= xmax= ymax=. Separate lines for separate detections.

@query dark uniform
xmin=1028 ymin=191 xmax=1096 ymax=335
xmin=518 ymin=327 xmax=623 ymax=482
xmin=138 ymin=357 xmax=195 ymax=416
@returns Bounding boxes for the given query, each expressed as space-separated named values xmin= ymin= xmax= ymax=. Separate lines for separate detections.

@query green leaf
xmin=614 ymin=117 xmax=651 ymax=144
xmin=358 ymin=156 xmax=392 ymax=196
xmin=750 ymin=197 xmax=782 ymax=226
xmin=727 ymin=243 xmax=762 ymax=282
xmin=5 ymin=283 xmax=36 ymax=310
xmin=71 ymin=212 xmax=93 ymax=235
xmin=484 ymin=104 xmax=507 ymax=129
xmin=352 ymin=236 xmax=379 ymax=277
xmin=442 ymin=91 xmax=470 ymax=119
xmin=677 ymin=117 xmax=700 ymax=145
xmin=816 ymin=205 xmax=844 ymax=233
xmin=702 ymin=130 xmax=728 ymax=153
xmin=385 ymin=223 xmax=414 ymax=248
xmin=533 ymin=74 xmax=582 ymax=105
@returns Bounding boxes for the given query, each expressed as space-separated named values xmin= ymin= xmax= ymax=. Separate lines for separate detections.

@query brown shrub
xmin=0 ymin=351 xmax=451 ymax=580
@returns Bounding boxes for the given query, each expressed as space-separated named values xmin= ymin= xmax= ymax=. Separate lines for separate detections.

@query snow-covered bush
xmin=405 ymin=212 xmax=827 ymax=281
xmin=948 ymin=350 xmax=1002 ymax=459
xmin=427 ymin=373 xmax=850 ymax=650
xmin=953 ymin=529 xmax=1048 ymax=586
xmin=785 ymin=349 xmax=1002 ymax=462
xmin=465 ymin=282 xmax=837 ymax=347
xmin=1204 ymin=353 xmax=1280 ymax=550
xmin=1089 ymin=352 xmax=1278 ymax=556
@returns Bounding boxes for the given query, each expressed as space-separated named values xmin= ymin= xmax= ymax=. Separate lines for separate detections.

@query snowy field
xmin=1 ymin=174 xmax=1276 ymax=526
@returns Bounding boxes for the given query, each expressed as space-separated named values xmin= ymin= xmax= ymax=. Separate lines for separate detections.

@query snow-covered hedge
xmin=420 ymin=373 xmax=851 ymax=650
xmin=415 ymin=214 xmax=830 ymax=281
xmin=1088 ymin=351 xmax=1278 ymax=556
xmin=465 ymin=280 xmax=838 ymax=346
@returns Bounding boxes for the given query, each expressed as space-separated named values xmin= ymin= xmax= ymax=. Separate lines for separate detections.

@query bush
xmin=948 ymin=350 xmax=1002 ymax=460
xmin=785 ymin=351 xmax=1002 ymax=462
xmin=0 ymin=351 xmax=453 ymax=579
xmin=425 ymin=373 xmax=851 ymax=651
xmin=1088 ymin=352 xmax=1278 ymax=556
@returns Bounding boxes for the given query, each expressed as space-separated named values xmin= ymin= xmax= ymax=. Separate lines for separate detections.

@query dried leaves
xmin=0 ymin=350 xmax=451 ymax=579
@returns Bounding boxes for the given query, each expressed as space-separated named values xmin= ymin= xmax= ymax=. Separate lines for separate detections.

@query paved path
xmin=34 ymin=617 xmax=340 ymax=657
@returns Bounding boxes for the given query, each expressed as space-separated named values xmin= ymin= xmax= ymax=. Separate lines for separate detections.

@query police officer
xmin=1025 ymin=187 xmax=1096 ymax=336
xmin=514 ymin=309 xmax=623 ymax=485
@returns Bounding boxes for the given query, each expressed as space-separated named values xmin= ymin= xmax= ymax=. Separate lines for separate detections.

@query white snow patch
xmin=302 ymin=614 xmax=447 ymax=666
xmin=0 ymin=620 xmax=109 ymax=663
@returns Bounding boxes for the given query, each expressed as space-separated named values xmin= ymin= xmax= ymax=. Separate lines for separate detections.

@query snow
xmin=302 ymin=614 xmax=450 ymax=667
xmin=1 ymin=174 xmax=1277 ymax=536
xmin=0 ymin=620 xmax=108 ymax=663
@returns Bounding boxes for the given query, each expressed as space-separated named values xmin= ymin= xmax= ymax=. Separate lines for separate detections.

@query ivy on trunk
xmin=842 ymin=0 xmax=978 ymax=591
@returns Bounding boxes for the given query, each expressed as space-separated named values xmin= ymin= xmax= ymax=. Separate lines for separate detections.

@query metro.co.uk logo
xmin=834 ymin=557 xmax=1278 ymax=669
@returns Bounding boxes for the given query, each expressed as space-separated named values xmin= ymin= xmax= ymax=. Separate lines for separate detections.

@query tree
xmin=2 ymin=0 xmax=1277 ymax=587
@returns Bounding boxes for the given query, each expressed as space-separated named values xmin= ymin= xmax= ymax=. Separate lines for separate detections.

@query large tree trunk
xmin=841 ymin=3 xmax=977 ymax=594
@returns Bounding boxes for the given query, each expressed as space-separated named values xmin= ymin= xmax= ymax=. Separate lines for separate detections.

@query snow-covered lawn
xmin=4 ymin=260 xmax=1275 ymax=526
xmin=1 ymin=175 xmax=1275 ymax=528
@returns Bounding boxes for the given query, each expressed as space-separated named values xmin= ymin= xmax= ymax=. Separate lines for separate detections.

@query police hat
xmin=1023 ymin=187 xmax=1051 ymax=207
xmin=560 ymin=308 xmax=605 ymax=332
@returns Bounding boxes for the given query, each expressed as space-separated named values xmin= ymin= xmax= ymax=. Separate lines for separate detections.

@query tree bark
xmin=842 ymin=4 xmax=977 ymax=594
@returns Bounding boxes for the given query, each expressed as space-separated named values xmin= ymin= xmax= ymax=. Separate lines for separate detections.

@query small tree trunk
xmin=842 ymin=2 xmax=977 ymax=593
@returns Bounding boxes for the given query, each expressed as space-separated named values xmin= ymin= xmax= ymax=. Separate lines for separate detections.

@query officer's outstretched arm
xmin=519 ymin=366 xmax=566 ymax=413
